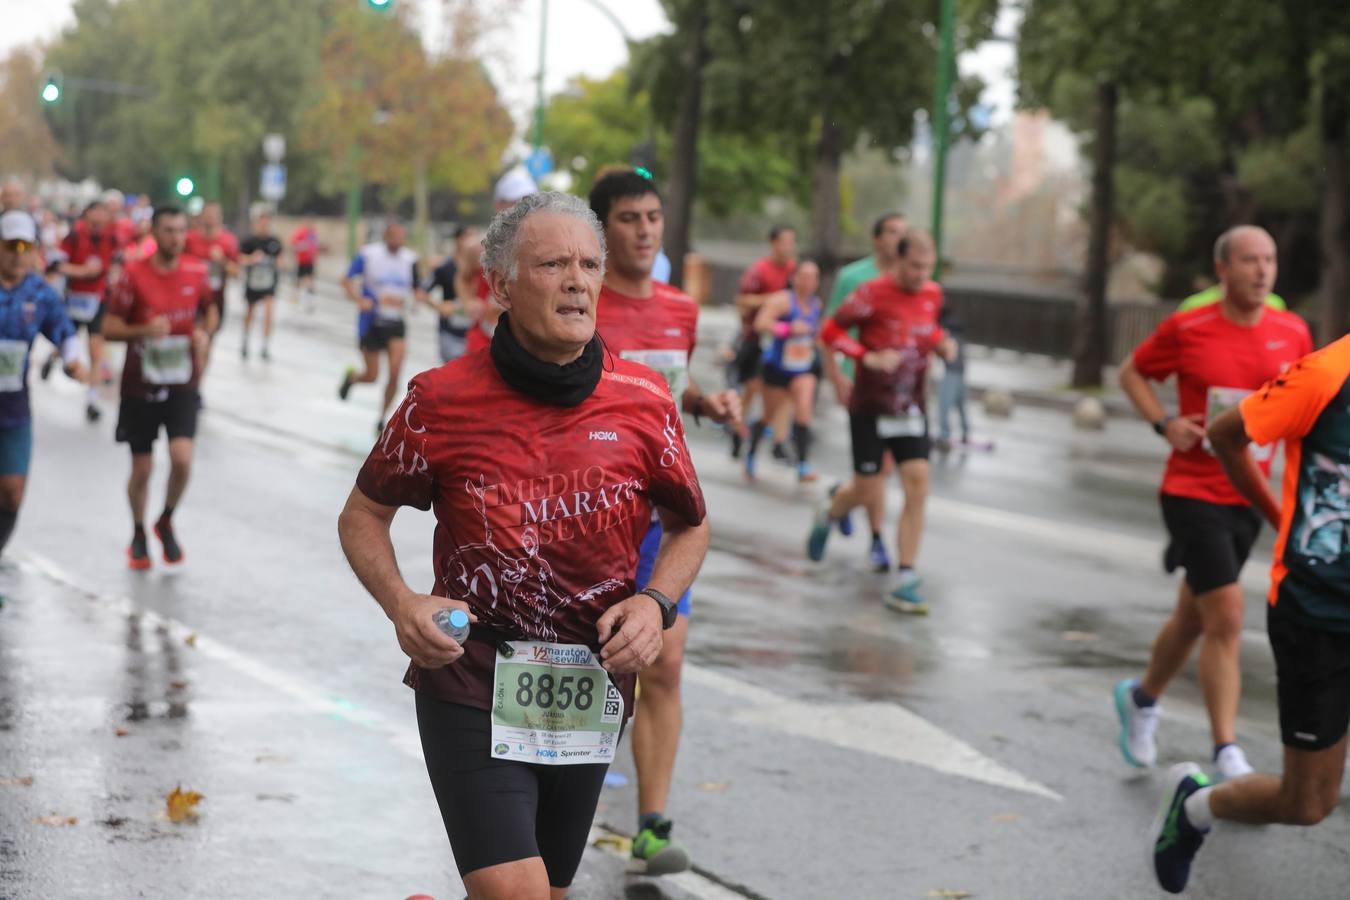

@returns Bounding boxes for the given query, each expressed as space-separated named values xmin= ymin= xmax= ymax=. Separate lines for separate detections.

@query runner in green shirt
xmin=827 ymin=213 xmax=907 ymax=379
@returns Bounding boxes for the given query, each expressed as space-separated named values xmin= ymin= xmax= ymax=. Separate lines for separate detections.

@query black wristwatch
xmin=640 ymin=588 xmax=679 ymax=630
xmin=1152 ymin=416 xmax=1172 ymax=437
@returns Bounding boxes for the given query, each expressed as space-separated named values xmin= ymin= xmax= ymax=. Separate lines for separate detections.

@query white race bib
xmin=490 ymin=641 xmax=623 ymax=765
xmin=781 ymin=334 xmax=816 ymax=373
xmin=376 ymin=290 xmax=407 ymax=322
xmin=142 ymin=335 xmax=192 ymax=386
xmin=208 ymin=261 xmax=224 ymax=291
xmin=877 ymin=406 xmax=927 ymax=439
xmin=0 ymin=339 xmax=28 ymax=393
xmin=620 ymin=348 xmax=689 ymax=398
xmin=246 ymin=262 xmax=276 ymax=293
xmin=1206 ymin=386 xmax=1273 ymax=461
xmin=67 ymin=291 xmax=101 ymax=324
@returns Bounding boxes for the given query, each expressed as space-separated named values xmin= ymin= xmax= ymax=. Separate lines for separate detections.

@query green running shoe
xmin=630 ymin=816 xmax=690 ymax=875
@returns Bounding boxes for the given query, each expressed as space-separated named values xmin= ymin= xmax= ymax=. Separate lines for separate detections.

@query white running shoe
xmin=1113 ymin=679 xmax=1160 ymax=768
xmin=1215 ymin=744 xmax=1254 ymax=781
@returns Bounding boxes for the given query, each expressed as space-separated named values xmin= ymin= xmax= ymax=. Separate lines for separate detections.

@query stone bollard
xmin=1073 ymin=395 xmax=1107 ymax=430
xmin=982 ymin=389 xmax=1014 ymax=418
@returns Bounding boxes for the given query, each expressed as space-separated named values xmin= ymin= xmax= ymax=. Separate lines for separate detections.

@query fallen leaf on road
xmin=34 ymin=815 xmax=78 ymax=826
xmin=1 ymin=776 xmax=34 ymax=786
xmin=993 ymin=813 xmax=1021 ymax=823
xmin=169 ymin=679 xmax=189 ymax=690
xmin=592 ymin=834 xmax=630 ymax=853
xmin=254 ymin=754 xmax=290 ymax=764
xmin=1061 ymin=630 xmax=1098 ymax=642
xmin=98 ymin=816 xmax=128 ymax=829
xmin=184 ymin=633 xmax=198 ymax=648
xmin=165 ymin=786 xmax=203 ymax=823
xmin=928 ymin=891 xmax=973 ymax=899
xmin=696 ymin=781 xmax=730 ymax=792
xmin=114 ymin=728 xmax=130 ymax=737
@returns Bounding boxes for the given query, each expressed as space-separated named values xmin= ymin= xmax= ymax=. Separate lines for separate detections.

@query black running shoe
xmin=339 ymin=368 xmax=355 ymax=401
xmin=85 ymin=403 xmax=101 ymax=423
xmin=154 ymin=519 xmax=184 ymax=566
xmin=39 ymin=355 xmax=55 ymax=381
xmin=128 ymin=530 xmax=151 ymax=570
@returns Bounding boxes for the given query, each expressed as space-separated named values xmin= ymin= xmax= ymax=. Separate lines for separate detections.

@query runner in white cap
xmin=494 ymin=166 xmax=538 ymax=213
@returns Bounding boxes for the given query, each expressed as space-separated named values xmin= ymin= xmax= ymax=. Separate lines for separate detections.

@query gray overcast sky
xmin=1 ymin=0 xmax=1015 ymax=132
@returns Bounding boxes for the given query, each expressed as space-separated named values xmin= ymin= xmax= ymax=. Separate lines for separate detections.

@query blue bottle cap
xmin=448 ymin=609 xmax=469 ymax=629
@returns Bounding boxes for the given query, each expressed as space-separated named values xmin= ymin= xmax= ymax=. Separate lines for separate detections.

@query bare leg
xmin=463 ymin=858 xmax=554 ymax=900
xmin=128 ymin=453 xmax=154 ymax=526
xmin=1209 ymin=738 xmax=1346 ymax=826
xmin=633 ymin=615 xmax=688 ymax=819
xmin=1140 ymin=582 xmax=1203 ymax=699
xmin=163 ymin=438 xmax=194 ymax=512
xmin=1192 ymin=583 xmax=1245 ymax=746
xmin=831 ymin=473 xmax=884 ymax=525
xmin=381 ymin=339 xmax=405 ymax=421
xmin=353 ymin=349 xmax=381 ymax=385
xmin=895 ymin=459 xmax=930 ymax=568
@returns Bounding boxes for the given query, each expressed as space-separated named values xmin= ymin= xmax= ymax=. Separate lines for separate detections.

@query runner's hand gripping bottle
xmin=432 ymin=608 xmax=471 ymax=644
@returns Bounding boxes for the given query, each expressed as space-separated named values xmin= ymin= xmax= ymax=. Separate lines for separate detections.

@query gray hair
xmin=482 ymin=191 xmax=606 ymax=281
xmin=1214 ymin=225 xmax=1273 ymax=263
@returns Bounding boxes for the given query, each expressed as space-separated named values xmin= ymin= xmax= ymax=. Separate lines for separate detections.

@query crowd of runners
xmin=3 ymin=157 xmax=1348 ymax=899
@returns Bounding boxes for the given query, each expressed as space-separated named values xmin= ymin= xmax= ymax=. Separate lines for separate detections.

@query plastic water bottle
xmin=432 ymin=607 xmax=471 ymax=644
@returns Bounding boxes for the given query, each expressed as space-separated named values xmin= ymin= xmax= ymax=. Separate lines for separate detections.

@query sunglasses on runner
xmin=2 ymin=240 xmax=33 ymax=254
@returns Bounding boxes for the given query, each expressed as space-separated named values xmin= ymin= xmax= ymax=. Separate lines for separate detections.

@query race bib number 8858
xmin=491 ymin=641 xmax=623 ymax=765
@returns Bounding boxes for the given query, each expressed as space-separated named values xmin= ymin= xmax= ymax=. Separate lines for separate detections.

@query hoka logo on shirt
xmin=589 ymin=431 xmax=618 ymax=442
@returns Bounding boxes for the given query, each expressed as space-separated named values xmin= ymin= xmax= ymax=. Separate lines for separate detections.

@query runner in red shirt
xmin=1113 ymin=225 xmax=1313 ymax=783
xmin=104 ymin=205 xmax=218 ymax=571
xmin=338 ymin=191 xmax=709 ymax=900
xmin=56 ymin=201 xmax=121 ymax=422
xmin=185 ymin=202 xmax=240 ymax=336
xmin=288 ymin=219 xmax=320 ymax=312
xmin=731 ymin=227 xmax=796 ymax=458
xmin=588 ymin=168 xmax=739 ymax=875
xmin=809 ymin=230 xmax=954 ymax=613
xmin=463 ymin=269 xmax=497 ymax=355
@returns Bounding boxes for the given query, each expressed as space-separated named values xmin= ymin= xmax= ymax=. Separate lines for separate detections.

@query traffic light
xmin=175 ymin=177 xmax=195 ymax=198
xmin=40 ymin=75 xmax=61 ymax=104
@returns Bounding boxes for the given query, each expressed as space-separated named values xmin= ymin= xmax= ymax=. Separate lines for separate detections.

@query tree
xmin=301 ymin=2 xmax=513 ymax=252
xmin=0 ymin=48 xmax=62 ymax=176
xmin=543 ymin=69 xmax=798 ymax=218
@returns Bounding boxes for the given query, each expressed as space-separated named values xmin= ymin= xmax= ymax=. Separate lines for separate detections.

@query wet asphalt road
xmin=1 ymin=284 xmax=1347 ymax=900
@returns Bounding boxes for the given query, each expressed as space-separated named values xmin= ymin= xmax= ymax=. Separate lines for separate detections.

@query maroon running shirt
xmin=822 ymin=275 xmax=945 ymax=417
xmin=107 ymin=255 xmax=213 ymax=399
xmin=355 ymin=351 xmax=707 ymax=714
xmin=737 ymin=256 xmax=796 ymax=334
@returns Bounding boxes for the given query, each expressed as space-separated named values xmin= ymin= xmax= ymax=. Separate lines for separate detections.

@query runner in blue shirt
xmin=0 ymin=211 xmax=85 ymax=556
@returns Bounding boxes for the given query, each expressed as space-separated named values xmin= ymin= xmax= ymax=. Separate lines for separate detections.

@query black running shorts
xmin=360 ymin=319 xmax=406 ymax=353
xmin=1160 ymin=493 xmax=1261 ymax=595
xmin=115 ymin=390 xmax=200 ymax=455
xmin=415 ymin=693 xmax=612 ymax=887
xmin=733 ymin=334 xmax=763 ymax=385
xmin=850 ymin=413 xmax=930 ymax=475
xmin=1268 ymin=604 xmax=1350 ymax=752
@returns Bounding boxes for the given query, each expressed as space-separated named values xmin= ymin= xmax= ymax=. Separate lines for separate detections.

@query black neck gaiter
xmin=490 ymin=312 xmax=604 ymax=407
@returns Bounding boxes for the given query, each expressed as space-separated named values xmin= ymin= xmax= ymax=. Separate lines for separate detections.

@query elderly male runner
xmin=339 ymin=191 xmax=709 ymax=900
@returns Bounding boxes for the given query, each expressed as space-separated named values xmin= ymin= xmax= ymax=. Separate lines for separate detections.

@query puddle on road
xmin=123 ymin=614 xmax=191 ymax=723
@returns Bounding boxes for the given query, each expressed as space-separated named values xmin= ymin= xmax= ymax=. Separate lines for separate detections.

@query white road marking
xmin=684 ymin=664 xmax=1061 ymax=802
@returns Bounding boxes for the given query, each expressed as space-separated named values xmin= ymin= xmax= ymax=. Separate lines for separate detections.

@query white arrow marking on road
xmin=684 ymin=664 xmax=1062 ymax=802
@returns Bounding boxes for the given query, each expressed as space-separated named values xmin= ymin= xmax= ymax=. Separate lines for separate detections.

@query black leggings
xmin=415 ymin=692 xmax=611 ymax=887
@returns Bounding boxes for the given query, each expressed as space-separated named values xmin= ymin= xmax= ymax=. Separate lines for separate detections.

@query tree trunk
xmin=1318 ymin=85 xmax=1349 ymax=345
xmin=413 ymin=158 xmax=430 ymax=260
xmin=810 ymin=107 xmax=843 ymax=280
xmin=663 ymin=1 xmax=707 ymax=290
xmin=1072 ymin=80 xmax=1117 ymax=388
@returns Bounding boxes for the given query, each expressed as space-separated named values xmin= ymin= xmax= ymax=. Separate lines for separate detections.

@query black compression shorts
xmin=115 ymin=390 xmax=200 ymax=455
xmin=850 ymin=413 xmax=930 ymax=474
xmin=1268 ymin=604 xmax=1350 ymax=752
xmin=415 ymin=693 xmax=613 ymax=887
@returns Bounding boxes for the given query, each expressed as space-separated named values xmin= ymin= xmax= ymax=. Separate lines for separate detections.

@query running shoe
xmin=1151 ymin=763 xmax=1210 ymax=894
xmin=85 ymin=402 xmax=101 ymax=423
xmin=240 ymin=344 xmax=249 ymax=360
xmin=1214 ymin=744 xmax=1253 ymax=781
xmin=797 ymin=463 xmax=818 ymax=483
xmin=729 ymin=430 xmax=743 ymax=459
xmin=828 ymin=483 xmax=853 ymax=537
xmin=338 ymin=368 xmax=355 ymax=401
xmin=806 ymin=506 xmax=832 ymax=562
xmin=154 ymin=518 xmax=184 ymax=566
xmin=39 ymin=355 xmax=55 ymax=381
xmin=128 ymin=531 xmax=151 ymax=571
xmin=885 ymin=571 xmax=929 ymax=614
xmin=868 ymin=536 xmax=890 ymax=573
xmin=261 ymin=346 xmax=271 ymax=362
xmin=630 ymin=816 xmax=690 ymax=876
xmin=744 ymin=451 xmax=757 ymax=482
xmin=1113 ymin=679 xmax=1160 ymax=768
